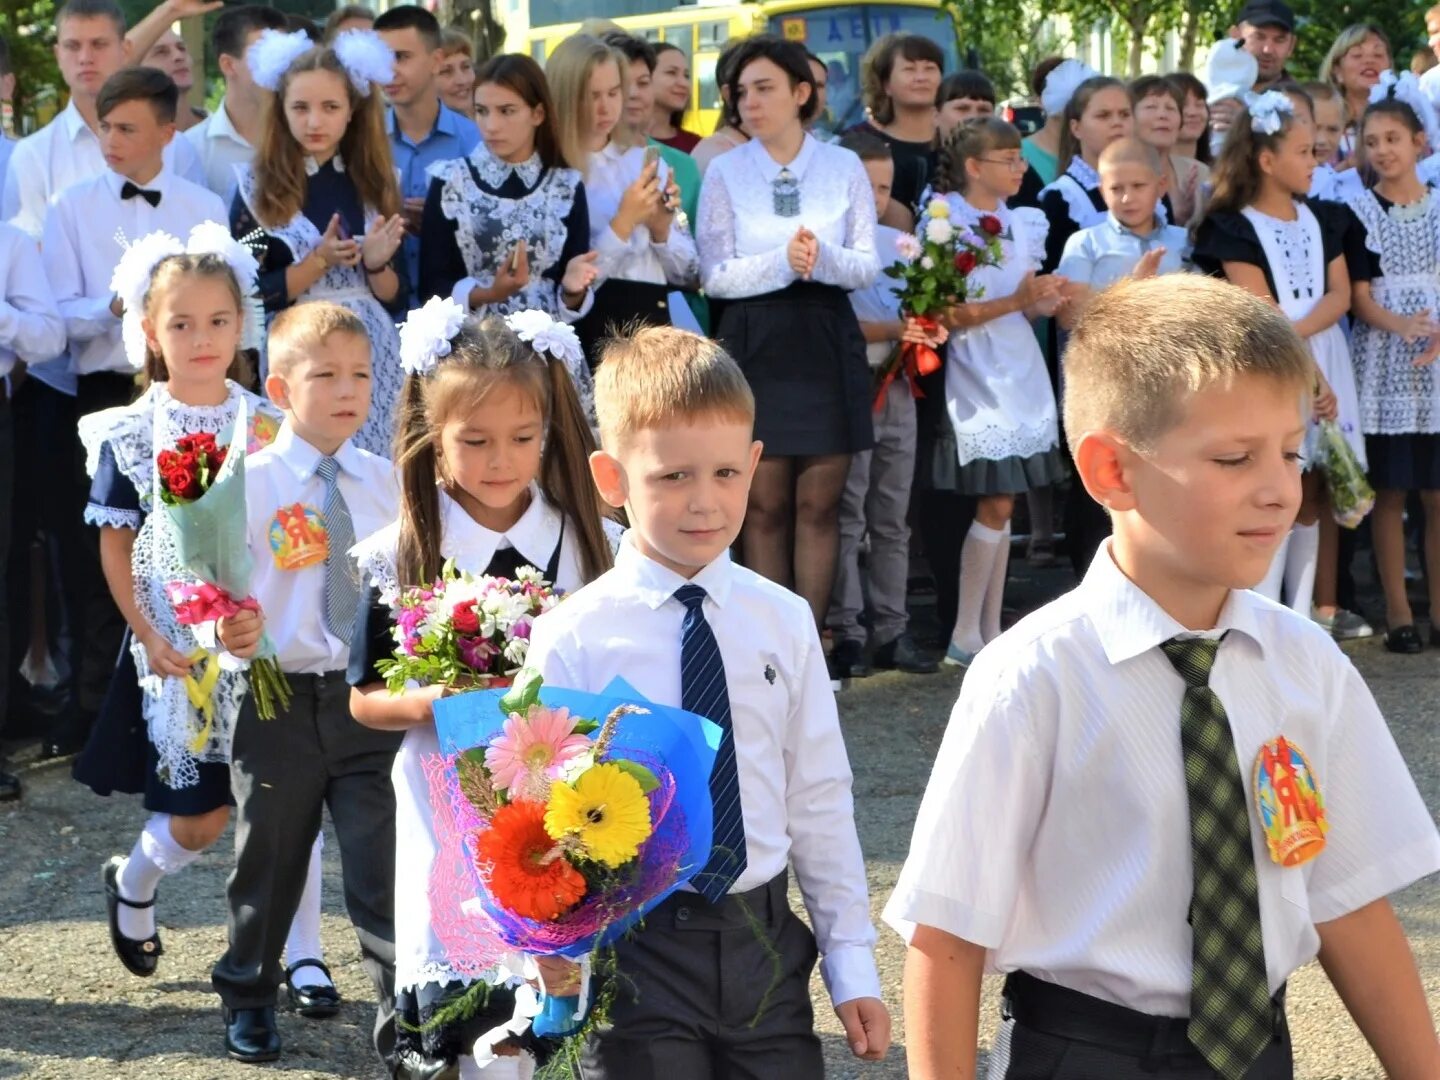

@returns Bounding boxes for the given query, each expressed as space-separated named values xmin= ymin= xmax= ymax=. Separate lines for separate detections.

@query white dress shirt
xmin=39 ymin=168 xmax=226 ymax=377
xmin=184 ymin=97 xmax=254 ymax=201
xmin=583 ymin=142 xmax=698 ymax=289
xmin=850 ymin=223 xmax=905 ymax=367
xmin=2 ymin=100 xmax=205 ymax=238
xmin=697 ymin=133 xmax=878 ymax=299
xmin=243 ymin=423 xmax=397 ymax=674
xmin=525 ymin=535 xmax=882 ymax=1008
xmin=884 ymin=543 xmax=1440 ymax=1018
xmin=0 ymin=223 xmax=66 ymax=382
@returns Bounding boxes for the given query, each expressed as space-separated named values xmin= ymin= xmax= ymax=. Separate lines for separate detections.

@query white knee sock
xmin=1253 ymin=531 xmax=1291 ymax=603
xmin=116 ymin=813 xmax=201 ymax=940
xmin=1283 ymin=521 xmax=1320 ymax=615
xmin=284 ymin=832 xmax=330 ymax=987
xmin=981 ymin=523 xmax=1012 ymax=643
xmin=952 ymin=521 xmax=1005 ymax=655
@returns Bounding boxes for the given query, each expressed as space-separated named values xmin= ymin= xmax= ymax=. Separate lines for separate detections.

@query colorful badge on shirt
xmin=1252 ymin=735 xmax=1328 ymax=866
xmin=269 ymin=502 xmax=328 ymax=570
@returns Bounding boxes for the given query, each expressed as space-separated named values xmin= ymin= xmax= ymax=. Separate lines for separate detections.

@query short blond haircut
xmin=1098 ymin=136 xmax=1162 ymax=176
xmin=267 ymin=301 xmax=368 ymax=376
xmin=439 ymin=28 xmax=472 ymax=58
xmin=1063 ymin=276 xmax=1312 ymax=454
xmin=595 ymin=326 xmax=755 ymax=446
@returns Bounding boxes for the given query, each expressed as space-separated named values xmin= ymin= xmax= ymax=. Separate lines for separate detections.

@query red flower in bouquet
xmin=451 ymin=599 xmax=481 ymax=636
xmin=157 ymin=430 xmax=228 ymax=506
xmin=979 ymin=214 xmax=1003 ymax=236
xmin=954 ymin=250 xmax=978 ymax=273
xmin=167 ymin=465 xmax=201 ymax=501
xmin=477 ymin=799 xmax=587 ymax=921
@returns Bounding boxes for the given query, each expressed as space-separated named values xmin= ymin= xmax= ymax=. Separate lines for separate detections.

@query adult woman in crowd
xmin=1130 ymin=74 xmax=1209 ymax=224
xmin=436 ymin=29 xmax=476 ymax=117
xmin=649 ymin=41 xmax=699 ymax=151
xmin=1166 ymin=70 xmax=1212 ymax=164
xmin=1321 ymin=23 xmax=1393 ymax=162
xmin=696 ymin=35 xmax=878 ymax=668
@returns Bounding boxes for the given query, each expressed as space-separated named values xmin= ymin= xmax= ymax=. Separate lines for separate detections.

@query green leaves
xmin=612 ymin=760 xmax=660 ymax=794
xmin=499 ymin=667 xmax=544 ymax=715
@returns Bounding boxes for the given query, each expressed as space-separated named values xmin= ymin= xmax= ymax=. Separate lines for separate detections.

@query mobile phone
xmin=643 ymin=144 xmax=661 ymax=172
xmin=509 ymin=239 xmax=525 ymax=274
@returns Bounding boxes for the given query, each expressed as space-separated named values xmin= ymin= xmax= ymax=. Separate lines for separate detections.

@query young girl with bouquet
xmin=349 ymin=303 xmax=622 ymax=1078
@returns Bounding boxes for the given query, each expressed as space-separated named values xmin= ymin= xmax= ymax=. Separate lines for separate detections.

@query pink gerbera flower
xmin=484 ymin=706 xmax=591 ymax=800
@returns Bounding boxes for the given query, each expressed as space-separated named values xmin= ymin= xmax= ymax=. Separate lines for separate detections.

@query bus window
xmin=695 ymin=51 xmax=721 ymax=113
xmin=698 ymin=20 xmax=729 ymax=48
xmin=662 ymin=23 xmax=694 ymax=61
xmin=530 ymin=38 xmax=546 ymax=63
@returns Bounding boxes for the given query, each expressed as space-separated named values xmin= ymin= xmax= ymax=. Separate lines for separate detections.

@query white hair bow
xmin=399 ymin=296 xmax=469 ymax=377
xmin=109 ymin=222 xmax=261 ymax=371
xmin=1040 ymin=59 xmax=1099 ymax=119
xmin=505 ymin=309 xmax=585 ymax=369
xmin=1370 ymin=70 xmax=1440 ymax=154
xmin=1245 ymin=90 xmax=1294 ymax=136
xmin=332 ymin=29 xmax=395 ymax=97
xmin=246 ymin=28 xmax=312 ymax=93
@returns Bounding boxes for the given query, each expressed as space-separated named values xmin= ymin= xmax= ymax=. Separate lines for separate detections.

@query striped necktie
xmin=1161 ymin=635 xmax=1273 ymax=1080
xmin=316 ymin=455 xmax=359 ymax=641
xmin=675 ymin=583 xmax=747 ymax=903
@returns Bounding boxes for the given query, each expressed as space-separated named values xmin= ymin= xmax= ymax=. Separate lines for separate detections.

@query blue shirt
xmin=1057 ymin=212 xmax=1191 ymax=291
xmin=387 ymin=100 xmax=480 ymax=299
xmin=0 ymin=137 xmax=13 ymax=203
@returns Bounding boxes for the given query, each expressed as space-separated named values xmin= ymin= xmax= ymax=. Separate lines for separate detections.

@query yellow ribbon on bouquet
xmin=184 ymin=648 xmax=223 ymax=753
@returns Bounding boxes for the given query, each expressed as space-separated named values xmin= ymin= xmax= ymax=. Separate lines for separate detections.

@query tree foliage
xmin=3 ymin=0 xmax=61 ymax=128
xmin=1287 ymin=0 xmax=1426 ymax=82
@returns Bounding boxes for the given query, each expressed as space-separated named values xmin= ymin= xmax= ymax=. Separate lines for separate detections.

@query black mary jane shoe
xmin=391 ymin=1048 xmax=460 ymax=1080
xmin=103 ymin=856 xmax=163 ymax=977
xmin=225 ymin=1005 xmax=282 ymax=1063
xmin=1385 ymin=624 xmax=1425 ymax=654
xmin=285 ymin=958 xmax=342 ymax=1019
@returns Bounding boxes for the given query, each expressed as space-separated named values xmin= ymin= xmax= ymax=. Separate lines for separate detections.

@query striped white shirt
xmin=884 ymin=542 xmax=1440 ymax=1017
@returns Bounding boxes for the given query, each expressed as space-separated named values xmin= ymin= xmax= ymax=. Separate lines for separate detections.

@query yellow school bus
xmin=502 ymin=0 xmax=961 ymax=135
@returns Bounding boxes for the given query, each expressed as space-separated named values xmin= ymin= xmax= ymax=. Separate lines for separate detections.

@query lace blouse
xmin=696 ymin=134 xmax=878 ymax=299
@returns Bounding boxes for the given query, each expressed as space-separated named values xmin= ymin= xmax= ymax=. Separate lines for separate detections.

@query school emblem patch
xmin=268 ymin=502 xmax=329 ymax=571
xmin=1252 ymin=735 xmax=1327 ymax=867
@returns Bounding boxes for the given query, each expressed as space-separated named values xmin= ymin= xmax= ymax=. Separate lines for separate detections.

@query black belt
xmin=1002 ymin=971 xmax=1287 ymax=1060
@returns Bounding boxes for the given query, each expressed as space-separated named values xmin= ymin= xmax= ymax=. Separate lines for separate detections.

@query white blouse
xmin=697 ymin=134 xmax=879 ymax=299
xmin=584 ymin=141 xmax=698 ymax=289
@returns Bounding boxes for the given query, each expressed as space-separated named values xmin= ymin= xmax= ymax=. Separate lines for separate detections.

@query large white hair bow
xmin=246 ymin=28 xmax=312 ymax=92
xmin=399 ymin=296 xmax=468 ymax=377
xmin=109 ymin=222 xmax=262 ymax=370
xmin=1370 ymin=70 xmax=1440 ymax=154
xmin=1040 ymin=59 xmax=1099 ymax=118
xmin=332 ymin=29 xmax=395 ymax=97
xmin=504 ymin=309 xmax=584 ymax=369
xmin=1245 ymin=89 xmax=1294 ymax=136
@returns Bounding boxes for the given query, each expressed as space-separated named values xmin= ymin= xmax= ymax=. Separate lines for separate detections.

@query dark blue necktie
xmin=675 ymin=583 xmax=747 ymax=902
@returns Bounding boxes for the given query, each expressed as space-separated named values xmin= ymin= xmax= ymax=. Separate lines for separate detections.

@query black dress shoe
xmin=0 ymin=770 xmax=20 ymax=802
xmin=103 ymin=856 xmax=163 ymax=977
xmin=872 ymin=633 xmax=939 ymax=674
xmin=285 ymin=958 xmax=342 ymax=1018
xmin=225 ymin=1005 xmax=281 ymax=1063
xmin=391 ymin=1048 xmax=459 ymax=1080
xmin=830 ymin=637 xmax=871 ymax=679
xmin=39 ymin=734 xmax=86 ymax=761
xmin=1385 ymin=624 xmax=1425 ymax=654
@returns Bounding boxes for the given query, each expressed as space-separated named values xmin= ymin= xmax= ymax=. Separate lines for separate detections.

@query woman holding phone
xmin=546 ymin=34 xmax=698 ymax=369
xmin=418 ymin=53 xmax=600 ymax=406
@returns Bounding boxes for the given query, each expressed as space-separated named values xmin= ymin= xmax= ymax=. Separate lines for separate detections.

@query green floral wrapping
xmin=1317 ymin=420 xmax=1374 ymax=529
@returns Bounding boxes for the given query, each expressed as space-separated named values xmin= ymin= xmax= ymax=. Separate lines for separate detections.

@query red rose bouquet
xmin=876 ymin=196 xmax=1005 ymax=408
xmin=159 ymin=404 xmax=290 ymax=724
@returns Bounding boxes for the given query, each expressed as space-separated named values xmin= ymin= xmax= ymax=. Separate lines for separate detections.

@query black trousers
xmin=580 ymin=871 xmax=824 ymax=1080
xmin=992 ymin=972 xmax=1293 ymax=1080
xmin=211 ymin=672 xmax=402 ymax=1062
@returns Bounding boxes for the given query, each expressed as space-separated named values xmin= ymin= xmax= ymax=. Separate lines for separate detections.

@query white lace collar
xmin=304 ymin=152 xmax=346 ymax=177
xmin=1066 ymin=156 xmax=1100 ymax=190
xmin=473 ymin=144 xmax=542 ymax=190
xmin=945 ymin=192 xmax=1011 ymax=228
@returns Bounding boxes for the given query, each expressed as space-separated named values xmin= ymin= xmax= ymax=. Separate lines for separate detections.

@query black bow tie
xmin=120 ymin=181 xmax=161 ymax=207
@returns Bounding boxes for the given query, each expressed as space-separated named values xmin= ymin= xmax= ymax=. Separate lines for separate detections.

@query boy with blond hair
xmin=525 ymin=325 xmax=890 ymax=1078
xmin=887 ymin=276 xmax=1440 ymax=1080
xmin=214 ymin=302 xmax=401 ymax=1067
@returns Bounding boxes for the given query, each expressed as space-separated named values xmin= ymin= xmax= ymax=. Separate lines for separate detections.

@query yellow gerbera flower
xmin=544 ymin=763 xmax=653 ymax=868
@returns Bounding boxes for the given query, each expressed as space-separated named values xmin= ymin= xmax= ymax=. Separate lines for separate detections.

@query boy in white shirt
xmin=829 ymin=129 xmax=939 ymax=678
xmin=526 ymin=327 xmax=890 ymax=1077
xmin=214 ymin=303 xmax=401 ymax=1067
xmin=887 ymin=276 xmax=1440 ymax=1080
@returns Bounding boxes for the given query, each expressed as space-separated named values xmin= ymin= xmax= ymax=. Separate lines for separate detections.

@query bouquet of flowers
xmin=874 ymin=196 xmax=1006 ymax=407
xmin=425 ymin=670 xmax=720 ymax=1045
xmin=158 ymin=401 xmax=291 ymax=723
xmin=375 ymin=563 xmax=560 ymax=693
xmin=1315 ymin=419 xmax=1375 ymax=528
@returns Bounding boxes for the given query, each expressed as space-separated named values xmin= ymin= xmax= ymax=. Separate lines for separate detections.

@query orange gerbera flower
xmin=476 ymin=800 xmax=587 ymax=921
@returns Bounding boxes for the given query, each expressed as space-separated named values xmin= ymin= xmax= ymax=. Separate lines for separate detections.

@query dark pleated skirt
xmin=1365 ymin=433 xmax=1440 ymax=490
xmin=575 ymin=279 xmax=672 ymax=371
xmin=73 ymin=638 xmax=233 ymax=815
xmin=715 ymin=281 xmax=873 ymax=458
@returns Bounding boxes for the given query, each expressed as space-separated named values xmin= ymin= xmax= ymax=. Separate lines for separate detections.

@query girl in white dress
xmin=1344 ymin=82 xmax=1440 ymax=652
xmin=349 ymin=309 xmax=621 ymax=1078
xmin=230 ymin=29 xmax=408 ymax=458
xmin=1192 ymin=90 xmax=1363 ymax=633
xmin=933 ymin=118 xmax=1067 ymax=666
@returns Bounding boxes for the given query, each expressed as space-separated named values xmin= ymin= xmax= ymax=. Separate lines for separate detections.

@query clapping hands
xmin=787 ymin=227 xmax=819 ymax=279
xmin=361 ymin=214 xmax=406 ymax=273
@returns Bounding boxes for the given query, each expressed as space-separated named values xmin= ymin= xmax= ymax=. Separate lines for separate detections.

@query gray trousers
xmin=579 ymin=872 xmax=823 ymax=1080
xmin=211 ymin=671 xmax=402 ymax=1061
xmin=830 ymin=376 xmax=918 ymax=647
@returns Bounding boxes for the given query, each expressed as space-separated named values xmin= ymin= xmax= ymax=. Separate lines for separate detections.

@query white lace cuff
xmin=85 ymin=504 xmax=141 ymax=530
xmin=556 ymin=285 xmax=593 ymax=322
xmin=452 ymin=276 xmax=480 ymax=309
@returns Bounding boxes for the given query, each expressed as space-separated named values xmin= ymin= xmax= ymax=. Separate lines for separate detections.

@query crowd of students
xmin=1 ymin=0 xmax=1440 ymax=1077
